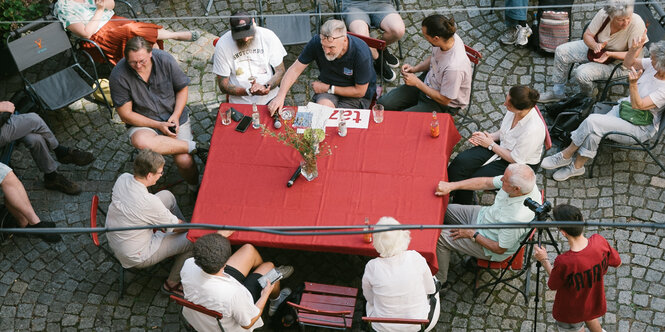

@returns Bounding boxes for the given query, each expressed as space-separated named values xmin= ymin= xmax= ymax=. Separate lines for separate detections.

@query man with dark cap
xmin=213 ymin=11 xmax=287 ymax=105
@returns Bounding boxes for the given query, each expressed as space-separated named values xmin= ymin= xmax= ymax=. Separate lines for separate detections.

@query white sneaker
xmin=541 ymin=152 xmax=573 ymax=170
xmin=500 ymin=26 xmax=518 ymax=45
xmin=538 ymin=90 xmax=566 ymax=103
xmin=268 ymin=287 xmax=292 ymax=316
xmin=553 ymin=163 xmax=585 ymax=181
xmin=516 ymin=25 xmax=532 ymax=46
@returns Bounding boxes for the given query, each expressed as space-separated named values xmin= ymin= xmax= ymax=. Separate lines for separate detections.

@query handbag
xmin=92 ymin=79 xmax=114 ymax=107
xmin=586 ymin=17 xmax=613 ymax=64
xmin=619 ymin=101 xmax=654 ymax=126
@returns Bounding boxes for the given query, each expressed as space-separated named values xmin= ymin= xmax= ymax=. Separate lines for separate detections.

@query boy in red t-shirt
xmin=534 ymin=204 xmax=621 ymax=332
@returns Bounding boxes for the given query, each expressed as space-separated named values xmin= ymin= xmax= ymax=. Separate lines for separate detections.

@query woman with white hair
xmin=542 ymin=38 xmax=665 ymax=180
xmin=362 ymin=217 xmax=440 ymax=332
xmin=539 ymin=0 xmax=646 ymax=102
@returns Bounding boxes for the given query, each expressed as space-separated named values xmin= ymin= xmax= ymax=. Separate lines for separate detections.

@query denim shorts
xmin=341 ymin=0 xmax=396 ymax=28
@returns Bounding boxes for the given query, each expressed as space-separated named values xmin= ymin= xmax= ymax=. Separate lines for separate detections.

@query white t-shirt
xmin=362 ymin=250 xmax=437 ymax=332
xmin=614 ymin=58 xmax=665 ymax=129
xmin=106 ymin=173 xmax=178 ymax=268
xmin=424 ymin=34 xmax=472 ymax=109
xmin=212 ymin=26 xmax=287 ymax=105
xmin=180 ymin=258 xmax=263 ymax=332
xmin=498 ymin=107 xmax=546 ymax=165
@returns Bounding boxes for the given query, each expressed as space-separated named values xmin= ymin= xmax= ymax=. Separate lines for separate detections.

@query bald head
xmin=504 ymin=164 xmax=536 ymax=195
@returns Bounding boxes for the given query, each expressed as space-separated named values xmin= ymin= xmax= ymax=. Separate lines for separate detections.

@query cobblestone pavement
xmin=1 ymin=0 xmax=665 ymax=331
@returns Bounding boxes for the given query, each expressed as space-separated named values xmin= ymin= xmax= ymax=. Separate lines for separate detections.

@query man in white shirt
xmin=377 ymin=14 xmax=471 ymax=114
xmin=106 ymin=149 xmax=192 ymax=295
xmin=180 ymin=233 xmax=293 ymax=332
xmin=213 ymin=11 xmax=287 ymax=105
xmin=434 ymin=164 xmax=540 ymax=287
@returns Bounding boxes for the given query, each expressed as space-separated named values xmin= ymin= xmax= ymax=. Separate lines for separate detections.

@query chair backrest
xmin=258 ymin=0 xmax=320 ymax=46
xmin=477 ymin=227 xmax=536 ymax=270
xmin=170 ymin=295 xmax=223 ymax=320
xmin=347 ymin=32 xmax=387 ymax=51
xmin=7 ymin=21 xmax=73 ymax=72
xmin=90 ymin=195 xmax=101 ymax=247
xmin=534 ymin=106 xmax=553 ymax=151
xmin=465 ymin=45 xmax=481 ymax=66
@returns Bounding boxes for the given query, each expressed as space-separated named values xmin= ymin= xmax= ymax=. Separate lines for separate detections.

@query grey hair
xmin=372 ymin=217 xmax=411 ymax=258
xmin=320 ymin=19 xmax=347 ymax=37
xmin=505 ymin=164 xmax=536 ymax=195
xmin=604 ymin=0 xmax=634 ymax=18
xmin=648 ymin=41 xmax=665 ymax=72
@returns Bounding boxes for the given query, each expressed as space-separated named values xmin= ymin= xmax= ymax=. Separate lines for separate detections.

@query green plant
xmin=1 ymin=0 xmax=50 ymax=43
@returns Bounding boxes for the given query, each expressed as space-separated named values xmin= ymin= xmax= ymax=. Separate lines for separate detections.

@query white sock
xmin=187 ymin=141 xmax=197 ymax=154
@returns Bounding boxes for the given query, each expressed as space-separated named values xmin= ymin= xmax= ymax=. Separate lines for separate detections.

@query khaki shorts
xmin=127 ymin=118 xmax=193 ymax=142
xmin=556 ymin=320 xmax=584 ymax=332
xmin=0 ymin=162 xmax=11 ymax=184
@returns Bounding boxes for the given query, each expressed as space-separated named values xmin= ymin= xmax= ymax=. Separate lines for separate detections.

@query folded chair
xmin=170 ymin=294 xmax=225 ymax=331
xmin=287 ymin=281 xmax=358 ymax=330
xmin=258 ymin=0 xmax=321 ymax=46
xmin=6 ymin=18 xmax=112 ymax=115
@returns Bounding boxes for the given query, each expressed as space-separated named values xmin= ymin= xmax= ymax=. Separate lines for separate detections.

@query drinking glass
xmin=281 ymin=106 xmax=295 ymax=121
xmin=221 ymin=109 xmax=232 ymax=125
xmin=372 ymin=104 xmax=384 ymax=123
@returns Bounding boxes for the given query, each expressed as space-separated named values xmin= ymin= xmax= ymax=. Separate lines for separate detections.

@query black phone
xmin=168 ymin=125 xmax=177 ymax=134
xmin=230 ymin=107 xmax=244 ymax=122
xmin=235 ymin=116 xmax=251 ymax=132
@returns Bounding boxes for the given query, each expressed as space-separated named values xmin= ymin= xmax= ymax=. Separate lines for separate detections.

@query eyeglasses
xmin=128 ymin=58 xmax=149 ymax=67
xmin=320 ymin=34 xmax=345 ymax=42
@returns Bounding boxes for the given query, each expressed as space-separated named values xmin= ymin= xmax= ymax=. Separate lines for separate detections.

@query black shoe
xmin=382 ymin=50 xmax=399 ymax=68
xmin=194 ymin=147 xmax=208 ymax=164
xmin=439 ymin=281 xmax=451 ymax=293
xmin=25 ymin=222 xmax=62 ymax=243
xmin=463 ymin=256 xmax=479 ymax=270
xmin=44 ymin=173 xmax=82 ymax=195
xmin=374 ymin=60 xmax=396 ymax=82
xmin=57 ymin=148 xmax=95 ymax=166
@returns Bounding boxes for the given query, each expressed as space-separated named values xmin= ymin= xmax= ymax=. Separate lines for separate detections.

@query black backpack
xmin=541 ymin=93 xmax=595 ymax=147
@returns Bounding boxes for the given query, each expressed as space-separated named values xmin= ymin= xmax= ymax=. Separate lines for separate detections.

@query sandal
xmin=188 ymin=31 xmax=200 ymax=42
xmin=161 ymin=281 xmax=184 ymax=297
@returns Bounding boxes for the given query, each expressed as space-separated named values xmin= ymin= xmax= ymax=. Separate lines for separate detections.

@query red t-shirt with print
xmin=548 ymin=234 xmax=621 ymax=323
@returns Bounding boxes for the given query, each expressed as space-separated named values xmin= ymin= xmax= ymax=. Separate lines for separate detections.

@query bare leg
xmin=561 ymin=142 xmax=580 ymax=159
xmin=316 ymin=98 xmax=336 ymax=108
xmin=174 ymin=153 xmax=199 ymax=185
xmin=131 ymin=130 xmax=190 ymax=155
xmin=379 ymin=13 xmax=405 ymax=45
xmin=157 ymin=29 xmax=193 ymax=41
xmin=585 ymin=318 xmax=603 ymax=332
xmin=225 ymin=244 xmax=264 ymax=276
xmin=2 ymin=171 xmax=40 ymax=227
xmin=574 ymin=155 xmax=590 ymax=169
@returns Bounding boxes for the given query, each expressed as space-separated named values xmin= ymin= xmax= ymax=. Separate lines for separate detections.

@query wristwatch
xmin=472 ymin=231 xmax=480 ymax=242
xmin=245 ymin=87 xmax=253 ymax=96
xmin=328 ymin=85 xmax=335 ymax=94
xmin=488 ymin=143 xmax=495 ymax=151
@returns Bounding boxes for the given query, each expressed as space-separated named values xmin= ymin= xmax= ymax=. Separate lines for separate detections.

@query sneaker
xmin=538 ymin=90 xmax=566 ymax=103
xmin=541 ymin=152 xmax=573 ymax=170
xmin=275 ymin=265 xmax=294 ymax=280
xmin=268 ymin=287 xmax=292 ymax=316
xmin=500 ymin=26 xmax=518 ymax=45
xmin=515 ymin=25 xmax=532 ymax=46
xmin=382 ymin=50 xmax=399 ymax=68
xmin=44 ymin=173 xmax=82 ymax=195
xmin=553 ymin=163 xmax=585 ymax=181
xmin=374 ymin=60 xmax=396 ymax=82
xmin=57 ymin=148 xmax=95 ymax=166
xmin=188 ymin=31 xmax=200 ymax=42
xmin=192 ymin=146 xmax=209 ymax=164
xmin=25 ymin=221 xmax=62 ymax=243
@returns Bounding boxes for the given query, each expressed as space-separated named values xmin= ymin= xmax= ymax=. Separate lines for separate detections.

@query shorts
xmin=341 ymin=0 xmax=396 ymax=28
xmin=127 ymin=118 xmax=193 ymax=142
xmin=0 ymin=162 xmax=11 ymax=184
xmin=555 ymin=320 xmax=585 ymax=332
xmin=224 ymin=265 xmax=263 ymax=302
xmin=313 ymin=93 xmax=371 ymax=109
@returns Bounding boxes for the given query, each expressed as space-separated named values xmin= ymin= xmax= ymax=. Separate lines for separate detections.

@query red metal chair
xmin=169 ymin=294 xmax=225 ymax=331
xmin=287 ymin=281 xmax=358 ymax=330
xmin=362 ymin=317 xmax=430 ymax=332
xmin=458 ymin=45 xmax=482 ymax=129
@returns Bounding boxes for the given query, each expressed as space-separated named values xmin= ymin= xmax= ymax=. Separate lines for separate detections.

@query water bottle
xmin=430 ymin=111 xmax=440 ymax=138
xmin=251 ymin=103 xmax=260 ymax=129
xmin=338 ymin=114 xmax=347 ymax=137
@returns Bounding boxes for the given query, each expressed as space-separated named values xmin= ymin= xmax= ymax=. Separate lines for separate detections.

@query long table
xmin=188 ymin=103 xmax=461 ymax=273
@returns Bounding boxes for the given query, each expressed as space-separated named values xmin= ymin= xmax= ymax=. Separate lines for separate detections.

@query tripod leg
xmin=545 ymin=228 xmax=562 ymax=254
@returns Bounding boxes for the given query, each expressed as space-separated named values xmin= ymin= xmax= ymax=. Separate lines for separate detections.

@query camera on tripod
xmin=524 ymin=198 xmax=552 ymax=218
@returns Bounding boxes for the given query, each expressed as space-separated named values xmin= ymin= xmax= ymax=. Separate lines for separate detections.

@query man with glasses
xmin=268 ymin=19 xmax=376 ymax=115
xmin=213 ymin=11 xmax=287 ymax=105
xmin=377 ymin=14 xmax=472 ymax=114
xmin=106 ymin=149 xmax=192 ymax=296
xmin=109 ymin=37 xmax=206 ymax=191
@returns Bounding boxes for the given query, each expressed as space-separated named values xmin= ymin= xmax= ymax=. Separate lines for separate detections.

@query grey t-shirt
xmin=109 ymin=49 xmax=190 ymax=124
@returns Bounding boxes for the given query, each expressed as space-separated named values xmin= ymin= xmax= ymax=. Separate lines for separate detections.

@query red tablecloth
xmin=188 ymin=103 xmax=461 ymax=273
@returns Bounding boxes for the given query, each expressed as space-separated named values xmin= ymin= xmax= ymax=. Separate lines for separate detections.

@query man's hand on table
xmin=268 ymin=96 xmax=285 ymax=116
xmin=435 ymin=180 xmax=455 ymax=196
xmin=449 ymin=228 xmax=474 ymax=241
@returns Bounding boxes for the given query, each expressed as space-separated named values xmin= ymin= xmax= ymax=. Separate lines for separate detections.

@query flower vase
xmin=300 ymin=158 xmax=318 ymax=181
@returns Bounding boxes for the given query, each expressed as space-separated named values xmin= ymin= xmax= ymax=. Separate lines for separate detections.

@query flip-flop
xmin=161 ymin=281 xmax=184 ymax=297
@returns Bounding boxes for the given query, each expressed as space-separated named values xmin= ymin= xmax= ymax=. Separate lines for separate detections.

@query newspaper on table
xmin=294 ymin=102 xmax=370 ymax=132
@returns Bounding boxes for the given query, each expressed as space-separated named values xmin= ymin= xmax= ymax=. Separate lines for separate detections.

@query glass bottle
xmin=252 ymin=103 xmax=260 ymax=129
xmin=430 ymin=111 xmax=440 ymax=138
xmin=363 ymin=217 xmax=373 ymax=243
xmin=338 ymin=113 xmax=347 ymax=137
